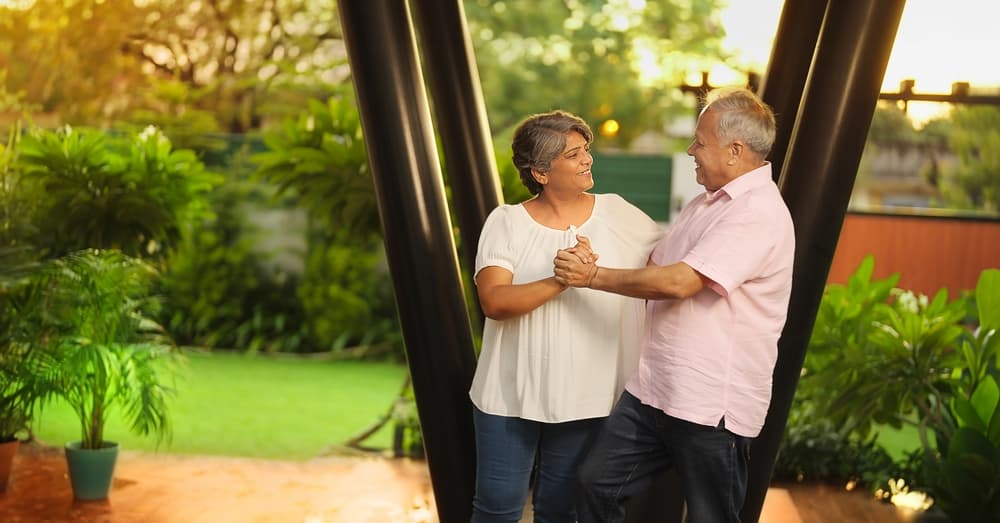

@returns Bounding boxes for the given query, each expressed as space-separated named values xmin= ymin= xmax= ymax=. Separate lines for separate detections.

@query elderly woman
xmin=469 ymin=110 xmax=663 ymax=523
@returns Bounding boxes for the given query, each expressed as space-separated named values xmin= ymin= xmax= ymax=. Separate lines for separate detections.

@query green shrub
xmin=797 ymin=257 xmax=1000 ymax=520
xmin=158 ymin=175 xmax=307 ymax=353
xmin=921 ymin=270 xmax=1000 ymax=521
xmin=15 ymin=125 xmax=219 ymax=259
xmin=298 ymin=236 xmax=397 ymax=354
xmin=775 ymin=397 xmax=894 ymax=488
xmin=253 ymin=94 xmax=401 ymax=356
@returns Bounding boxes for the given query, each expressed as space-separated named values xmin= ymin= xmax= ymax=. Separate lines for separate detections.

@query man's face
xmin=686 ymin=109 xmax=733 ymax=191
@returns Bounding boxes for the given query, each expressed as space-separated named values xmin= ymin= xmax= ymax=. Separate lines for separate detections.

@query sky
xmin=717 ymin=0 xmax=1000 ymax=124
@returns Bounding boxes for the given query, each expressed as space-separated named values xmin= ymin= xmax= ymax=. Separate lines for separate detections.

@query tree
xmin=463 ymin=0 xmax=727 ymax=148
xmin=0 ymin=0 xmax=348 ymax=131
xmin=934 ymin=106 xmax=1000 ymax=212
xmin=0 ymin=0 xmax=146 ymax=125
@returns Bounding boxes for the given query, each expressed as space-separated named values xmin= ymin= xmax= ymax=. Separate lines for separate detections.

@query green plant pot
xmin=64 ymin=441 xmax=119 ymax=500
xmin=0 ymin=438 xmax=19 ymax=491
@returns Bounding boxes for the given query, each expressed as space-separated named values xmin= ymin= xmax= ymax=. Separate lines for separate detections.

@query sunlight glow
xmin=0 ymin=0 xmax=36 ymax=9
xmin=718 ymin=0 xmax=1000 ymax=126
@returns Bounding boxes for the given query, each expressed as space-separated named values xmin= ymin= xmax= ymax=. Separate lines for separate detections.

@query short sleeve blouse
xmin=470 ymin=193 xmax=663 ymax=422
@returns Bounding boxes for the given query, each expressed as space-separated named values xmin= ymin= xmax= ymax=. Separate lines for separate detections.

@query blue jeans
xmin=470 ymin=406 xmax=603 ymax=523
xmin=576 ymin=391 xmax=752 ymax=523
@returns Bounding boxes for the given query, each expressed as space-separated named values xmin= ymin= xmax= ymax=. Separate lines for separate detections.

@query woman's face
xmin=542 ymin=131 xmax=594 ymax=193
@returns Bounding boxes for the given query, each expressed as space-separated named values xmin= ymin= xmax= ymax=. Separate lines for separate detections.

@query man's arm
xmin=553 ymin=250 xmax=706 ymax=300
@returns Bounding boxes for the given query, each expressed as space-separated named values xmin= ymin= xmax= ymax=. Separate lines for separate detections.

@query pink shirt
xmin=625 ymin=163 xmax=795 ymax=437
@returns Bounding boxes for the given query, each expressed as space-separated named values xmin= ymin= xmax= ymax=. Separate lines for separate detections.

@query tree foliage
xmin=464 ymin=0 xmax=727 ymax=147
xmin=0 ymin=0 xmax=347 ymax=131
xmin=938 ymin=106 xmax=1000 ymax=212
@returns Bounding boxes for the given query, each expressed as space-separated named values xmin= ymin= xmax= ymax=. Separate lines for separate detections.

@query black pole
xmin=741 ymin=1 xmax=906 ymax=521
xmin=337 ymin=2 xmax=478 ymax=522
xmin=409 ymin=0 xmax=503 ymax=279
xmin=758 ymin=0 xmax=829 ymax=182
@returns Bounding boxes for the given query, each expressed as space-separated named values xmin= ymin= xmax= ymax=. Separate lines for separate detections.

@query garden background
xmin=1 ymin=1 xmax=999 ymax=521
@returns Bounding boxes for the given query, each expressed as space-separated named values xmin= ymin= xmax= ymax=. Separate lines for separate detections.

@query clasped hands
xmin=554 ymin=235 xmax=600 ymax=288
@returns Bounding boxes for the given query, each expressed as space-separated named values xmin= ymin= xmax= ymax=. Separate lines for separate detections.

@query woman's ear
xmin=532 ymin=169 xmax=547 ymax=185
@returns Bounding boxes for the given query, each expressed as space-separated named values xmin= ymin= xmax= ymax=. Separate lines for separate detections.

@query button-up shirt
xmin=626 ymin=163 xmax=795 ymax=437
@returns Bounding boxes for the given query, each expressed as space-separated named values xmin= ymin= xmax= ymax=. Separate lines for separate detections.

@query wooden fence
xmin=827 ymin=211 xmax=1000 ymax=297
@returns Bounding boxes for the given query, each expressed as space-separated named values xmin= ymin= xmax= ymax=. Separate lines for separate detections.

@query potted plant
xmin=0 ymin=338 xmax=33 ymax=491
xmin=32 ymin=249 xmax=177 ymax=500
xmin=0 ymin=245 xmax=45 ymax=491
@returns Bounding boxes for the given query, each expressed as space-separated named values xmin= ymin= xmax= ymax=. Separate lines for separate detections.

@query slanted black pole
xmin=758 ymin=0 xmax=829 ymax=182
xmin=338 ymin=2 xmax=478 ymax=522
xmin=741 ymin=1 xmax=906 ymax=521
xmin=409 ymin=0 xmax=503 ymax=280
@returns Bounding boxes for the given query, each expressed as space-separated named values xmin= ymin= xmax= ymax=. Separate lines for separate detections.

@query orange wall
xmin=827 ymin=213 xmax=1000 ymax=297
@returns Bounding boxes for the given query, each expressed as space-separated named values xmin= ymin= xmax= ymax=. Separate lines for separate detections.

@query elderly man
xmin=553 ymin=87 xmax=795 ymax=523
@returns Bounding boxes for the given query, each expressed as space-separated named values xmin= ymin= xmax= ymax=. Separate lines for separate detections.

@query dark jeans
xmin=576 ymin=391 xmax=752 ymax=523
xmin=470 ymin=406 xmax=604 ymax=523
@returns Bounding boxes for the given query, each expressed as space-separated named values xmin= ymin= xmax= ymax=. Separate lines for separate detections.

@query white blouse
xmin=470 ymin=193 xmax=664 ymax=422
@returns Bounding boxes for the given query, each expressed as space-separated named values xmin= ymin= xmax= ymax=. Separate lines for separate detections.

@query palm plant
xmin=32 ymin=249 xmax=176 ymax=449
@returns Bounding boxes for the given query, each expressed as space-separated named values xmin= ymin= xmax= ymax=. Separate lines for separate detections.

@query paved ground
xmin=1 ymin=443 xmax=436 ymax=523
xmin=1 ymin=443 xmax=918 ymax=523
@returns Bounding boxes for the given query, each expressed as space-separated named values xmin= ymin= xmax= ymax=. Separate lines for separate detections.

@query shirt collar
xmin=704 ymin=162 xmax=774 ymax=202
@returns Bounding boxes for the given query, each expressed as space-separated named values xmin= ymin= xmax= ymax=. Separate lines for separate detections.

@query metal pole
xmin=409 ymin=0 xmax=503 ymax=280
xmin=758 ymin=0 xmax=829 ymax=182
xmin=337 ymin=2 xmax=478 ymax=521
xmin=741 ymin=1 xmax=906 ymax=521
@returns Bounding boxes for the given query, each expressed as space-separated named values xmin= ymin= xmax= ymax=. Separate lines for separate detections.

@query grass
xmin=31 ymin=350 xmax=410 ymax=460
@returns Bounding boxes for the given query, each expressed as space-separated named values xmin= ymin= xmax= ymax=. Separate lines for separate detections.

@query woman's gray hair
xmin=511 ymin=110 xmax=593 ymax=195
xmin=703 ymin=87 xmax=776 ymax=158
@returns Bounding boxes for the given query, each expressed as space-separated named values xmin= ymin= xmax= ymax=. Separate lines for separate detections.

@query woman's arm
xmin=476 ymin=266 xmax=567 ymax=321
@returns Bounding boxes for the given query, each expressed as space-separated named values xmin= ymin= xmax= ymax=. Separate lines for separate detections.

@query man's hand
xmin=554 ymin=235 xmax=599 ymax=288
xmin=565 ymin=234 xmax=598 ymax=264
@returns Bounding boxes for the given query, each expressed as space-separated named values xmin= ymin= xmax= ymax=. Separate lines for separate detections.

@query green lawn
xmin=31 ymin=350 xmax=409 ymax=460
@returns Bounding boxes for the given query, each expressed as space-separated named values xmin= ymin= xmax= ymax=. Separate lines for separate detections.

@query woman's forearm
xmin=479 ymin=277 xmax=566 ymax=320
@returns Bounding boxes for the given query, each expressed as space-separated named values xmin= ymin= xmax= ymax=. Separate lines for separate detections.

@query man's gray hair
xmin=703 ymin=88 xmax=776 ymax=157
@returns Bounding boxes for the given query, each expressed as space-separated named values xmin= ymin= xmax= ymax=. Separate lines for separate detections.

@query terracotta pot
xmin=0 ymin=438 xmax=19 ymax=491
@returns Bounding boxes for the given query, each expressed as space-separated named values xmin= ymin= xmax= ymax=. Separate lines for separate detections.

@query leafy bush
xmin=803 ymin=256 xmax=967 ymax=442
xmin=14 ymin=125 xmax=219 ymax=259
xmin=774 ymin=397 xmax=894 ymax=487
xmin=158 ymin=169 xmax=307 ymax=354
xmin=253 ymin=95 xmax=377 ymax=243
xmin=797 ymin=257 xmax=1000 ymax=520
xmin=298 ymin=236 xmax=397 ymax=354
xmin=921 ymin=270 xmax=1000 ymax=521
xmin=254 ymin=94 xmax=401 ymax=356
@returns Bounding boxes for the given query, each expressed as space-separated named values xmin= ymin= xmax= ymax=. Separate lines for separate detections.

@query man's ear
xmin=731 ymin=141 xmax=744 ymax=159
xmin=728 ymin=141 xmax=744 ymax=165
